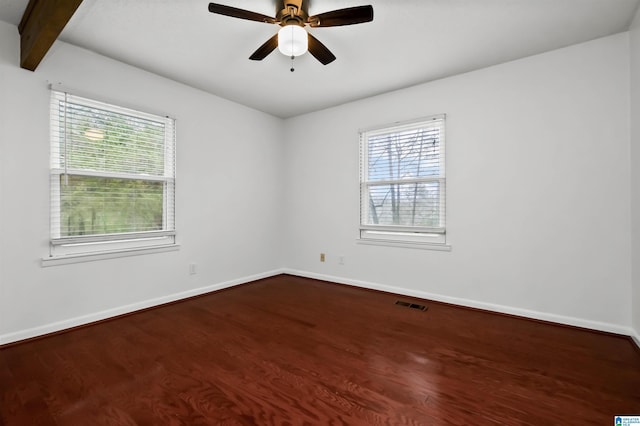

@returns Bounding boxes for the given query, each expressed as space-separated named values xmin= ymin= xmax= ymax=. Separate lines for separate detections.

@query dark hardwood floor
xmin=1 ymin=274 xmax=639 ymax=425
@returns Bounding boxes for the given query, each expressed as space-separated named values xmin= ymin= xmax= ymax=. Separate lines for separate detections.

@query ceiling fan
xmin=207 ymin=1 xmax=374 ymax=65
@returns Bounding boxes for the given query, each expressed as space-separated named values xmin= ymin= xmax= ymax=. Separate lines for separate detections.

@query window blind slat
xmin=360 ymin=115 xmax=446 ymax=241
xmin=50 ymin=90 xmax=176 ymax=244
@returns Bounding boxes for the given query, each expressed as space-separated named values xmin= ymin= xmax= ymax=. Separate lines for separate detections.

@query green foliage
xmin=56 ymin=101 xmax=168 ymax=237
xmin=60 ymin=176 xmax=164 ymax=237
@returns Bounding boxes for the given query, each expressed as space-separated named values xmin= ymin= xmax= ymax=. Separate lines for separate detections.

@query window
xmin=359 ymin=115 xmax=447 ymax=248
xmin=48 ymin=90 xmax=176 ymax=259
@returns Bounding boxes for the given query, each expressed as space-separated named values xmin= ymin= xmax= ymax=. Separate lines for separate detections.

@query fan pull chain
xmin=290 ymin=24 xmax=296 ymax=72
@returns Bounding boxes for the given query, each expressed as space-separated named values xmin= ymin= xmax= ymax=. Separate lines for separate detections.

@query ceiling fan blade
xmin=308 ymin=5 xmax=373 ymax=27
xmin=307 ymin=33 xmax=336 ymax=65
xmin=208 ymin=3 xmax=276 ymax=24
xmin=249 ymin=34 xmax=279 ymax=60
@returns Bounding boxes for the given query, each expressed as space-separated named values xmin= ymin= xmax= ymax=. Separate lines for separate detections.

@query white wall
xmin=1 ymin=20 xmax=636 ymax=344
xmin=0 ymin=21 xmax=284 ymax=344
xmin=283 ymin=33 xmax=632 ymax=333
xmin=631 ymin=6 xmax=640 ymax=340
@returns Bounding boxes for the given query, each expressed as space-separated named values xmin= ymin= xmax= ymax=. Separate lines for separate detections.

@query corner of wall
xmin=630 ymin=4 xmax=640 ymax=339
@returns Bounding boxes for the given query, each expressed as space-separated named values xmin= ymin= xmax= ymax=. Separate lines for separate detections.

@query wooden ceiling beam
xmin=18 ymin=0 xmax=83 ymax=71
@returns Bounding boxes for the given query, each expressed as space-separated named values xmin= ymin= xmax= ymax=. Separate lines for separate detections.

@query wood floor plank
xmin=1 ymin=274 xmax=639 ymax=425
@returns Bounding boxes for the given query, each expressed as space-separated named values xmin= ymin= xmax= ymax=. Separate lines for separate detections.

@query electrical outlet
xmin=189 ymin=263 xmax=197 ymax=275
xmin=320 ymin=253 xmax=325 ymax=262
xmin=338 ymin=256 xmax=344 ymax=265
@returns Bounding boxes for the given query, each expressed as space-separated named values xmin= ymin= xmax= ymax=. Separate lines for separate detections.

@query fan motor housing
xmin=276 ymin=0 xmax=308 ymax=26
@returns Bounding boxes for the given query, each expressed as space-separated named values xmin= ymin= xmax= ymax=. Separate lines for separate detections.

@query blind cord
xmin=63 ymin=92 xmax=68 ymax=186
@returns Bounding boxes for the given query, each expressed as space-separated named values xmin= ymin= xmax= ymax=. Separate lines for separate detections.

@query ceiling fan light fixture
xmin=277 ymin=24 xmax=307 ymax=57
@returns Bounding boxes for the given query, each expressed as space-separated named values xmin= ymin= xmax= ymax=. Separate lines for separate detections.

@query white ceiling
xmin=1 ymin=0 xmax=639 ymax=118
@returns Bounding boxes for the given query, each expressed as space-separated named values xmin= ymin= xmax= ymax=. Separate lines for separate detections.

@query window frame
xmin=45 ymin=89 xmax=177 ymax=263
xmin=358 ymin=114 xmax=449 ymax=250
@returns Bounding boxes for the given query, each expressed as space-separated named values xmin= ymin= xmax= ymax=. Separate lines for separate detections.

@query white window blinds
xmin=49 ymin=90 xmax=176 ymax=248
xmin=360 ymin=115 xmax=446 ymax=243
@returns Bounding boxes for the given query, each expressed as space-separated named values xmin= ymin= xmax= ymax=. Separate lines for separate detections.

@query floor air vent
xmin=395 ymin=300 xmax=427 ymax=311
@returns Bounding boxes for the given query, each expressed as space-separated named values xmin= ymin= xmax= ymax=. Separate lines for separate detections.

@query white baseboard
xmin=3 ymin=268 xmax=638 ymax=347
xmin=0 ymin=269 xmax=285 ymax=346
xmin=283 ymin=269 xmax=636 ymax=338
xmin=632 ymin=330 xmax=640 ymax=350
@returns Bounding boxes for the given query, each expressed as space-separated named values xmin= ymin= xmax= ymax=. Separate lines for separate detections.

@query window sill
xmin=41 ymin=244 xmax=180 ymax=267
xmin=356 ymin=238 xmax=451 ymax=251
